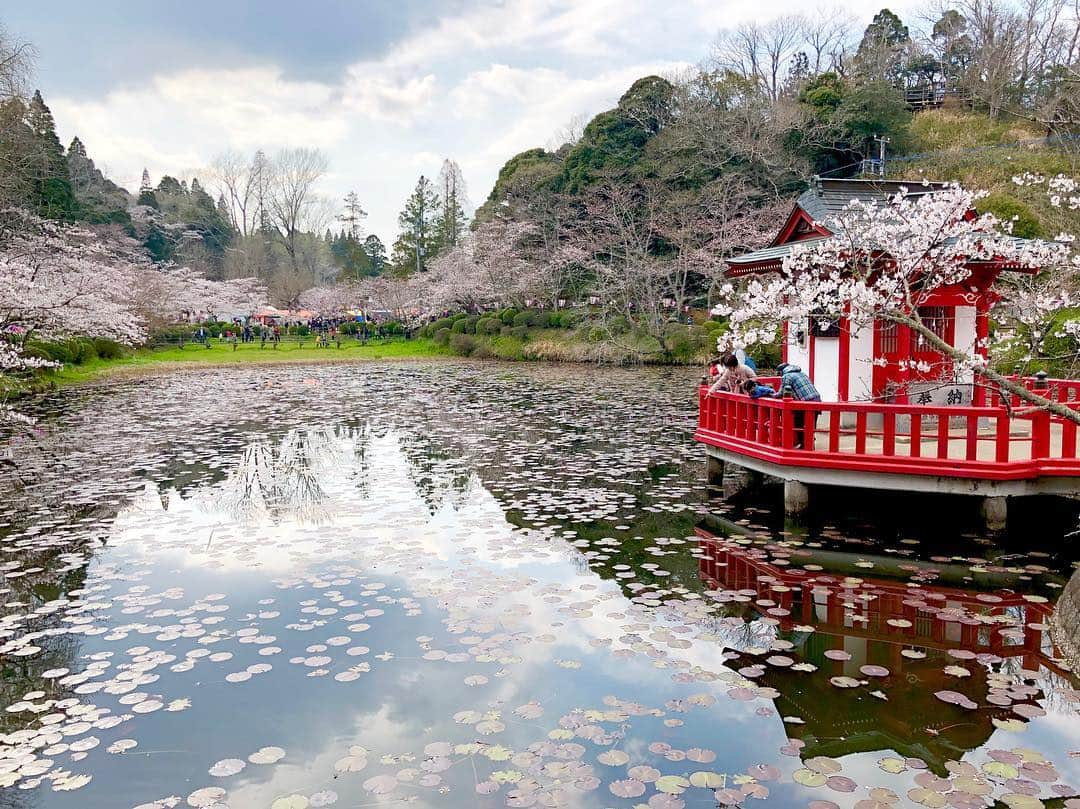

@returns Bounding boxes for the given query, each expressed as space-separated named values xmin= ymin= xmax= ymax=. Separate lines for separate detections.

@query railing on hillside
xmin=695 ymin=377 xmax=1080 ymax=480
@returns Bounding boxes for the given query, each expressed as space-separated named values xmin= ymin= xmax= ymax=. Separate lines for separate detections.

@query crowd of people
xmin=704 ymin=352 xmax=822 ymax=449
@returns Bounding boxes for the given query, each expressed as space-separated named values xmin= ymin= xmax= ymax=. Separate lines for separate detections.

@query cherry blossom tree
xmin=713 ymin=183 xmax=1080 ymax=422
xmin=150 ymin=269 xmax=267 ymax=323
xmin=1 ymin=210 xmax=267 ymax=375
xmin=1 ymin=211 xmax=148 ymax=369
xmin=297 ymin=283 xmax=364 ymax=317
xmin=426 ymin=219 xmax=540 ymax=312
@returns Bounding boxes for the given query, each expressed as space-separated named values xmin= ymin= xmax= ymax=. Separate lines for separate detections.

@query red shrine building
xmin=696 ymin=177 xmax=1080 ymax=528
xmin=725 ymin=178 xmax=1003 ymax=406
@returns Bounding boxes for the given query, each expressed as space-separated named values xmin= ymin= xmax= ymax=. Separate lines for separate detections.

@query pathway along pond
xmin=0 ymin=361 xmax=1078 ymax=809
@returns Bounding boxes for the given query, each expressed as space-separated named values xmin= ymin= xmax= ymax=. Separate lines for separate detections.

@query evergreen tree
xmin=855 ymin=9 xmax=912 ymax=86
xmin=25 ymin=90 xmax=78 ymax=219
xmin=433 ymin=159 xmax=469 ymax=253
xmin=340 ymin=191 xmax=367 ymax=239
xmin=66 ymin=136 xmax=130 ymax=224
xmin=363 ymin=235 xmax=387 ymax=275
xmin=390 ymin=175 xmax=440 ymax=274
xmin=137 ymin=168 xmax=159 ymax=208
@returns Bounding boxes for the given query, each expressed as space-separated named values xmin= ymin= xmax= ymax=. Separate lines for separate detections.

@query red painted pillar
xmin=838 ymin=317 xmax=850 ymax=401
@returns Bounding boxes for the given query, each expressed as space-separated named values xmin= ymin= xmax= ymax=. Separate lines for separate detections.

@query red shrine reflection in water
xmin=695 ymin=528 xmax=1076 ymax=774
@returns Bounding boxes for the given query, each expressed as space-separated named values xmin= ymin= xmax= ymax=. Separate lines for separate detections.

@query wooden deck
xmin=695 ymin=378 xmax=1080 ymax=495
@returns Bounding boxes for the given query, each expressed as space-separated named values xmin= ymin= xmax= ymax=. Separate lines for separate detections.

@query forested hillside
xmin=382 ymin=2 xmax=1074 ymax=359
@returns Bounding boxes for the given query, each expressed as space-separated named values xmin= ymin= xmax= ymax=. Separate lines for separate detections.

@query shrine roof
xmin=796 ymin=177 xmax=948 ymax=224
xmin=725 ymin=239 xmax=826 ymax=272
xmin=726 ymin=177 xmax=1039 ymax=276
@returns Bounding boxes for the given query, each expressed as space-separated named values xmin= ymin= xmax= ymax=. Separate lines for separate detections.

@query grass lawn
xmin=41 ymin=338 xmax=453 ymax=388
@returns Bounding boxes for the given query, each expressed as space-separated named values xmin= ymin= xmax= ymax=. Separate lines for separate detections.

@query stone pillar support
xmin=981 ymin=496 xmax=1007 ymax=533
xmin=784 ymin=479 xmax=810 ymax=518
xmin=706 ymin=454 xmax=725 ymax=489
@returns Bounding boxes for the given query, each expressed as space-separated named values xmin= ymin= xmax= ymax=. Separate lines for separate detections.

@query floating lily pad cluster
xmin=0 ymin=363 xmax=1075 ymax=808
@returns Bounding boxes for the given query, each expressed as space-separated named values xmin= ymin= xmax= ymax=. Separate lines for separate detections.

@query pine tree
xmin=390 ymin=175 xmax=440 ymax=274
xmin=855 ymin=9 xmax=912 ymax=85
xmin=340 ymin=191 xmax=367 ymax=239
xmin=137 ymin=168 xmax=159 ymax=208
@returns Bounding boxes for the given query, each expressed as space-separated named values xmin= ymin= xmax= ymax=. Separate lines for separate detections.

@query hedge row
xmin=419 ymin=308 xmax=583 ymax=338
xmin=20 ymin=337 xmax=127 ymax=366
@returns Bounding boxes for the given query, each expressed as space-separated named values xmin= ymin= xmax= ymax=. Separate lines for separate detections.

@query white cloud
xmin=52 ymin=66 xmax=347 ymax=190
xmin=342 ymin=70 xmax=438 ymax=124
xmin=46 ymin=0 xmax=922 ymax=242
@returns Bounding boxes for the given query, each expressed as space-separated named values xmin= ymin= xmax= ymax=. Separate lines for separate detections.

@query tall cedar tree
xmin=434 ymin=159 xmax=469 ymax=251
xmin=390 ymin=175 xmax=440 ymax=274
xmin=26 ymin=91 xmax=78 ymax=219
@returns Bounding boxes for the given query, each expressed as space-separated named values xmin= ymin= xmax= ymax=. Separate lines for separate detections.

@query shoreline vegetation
xmin=7 ymin=322 xmax=727 ymax=398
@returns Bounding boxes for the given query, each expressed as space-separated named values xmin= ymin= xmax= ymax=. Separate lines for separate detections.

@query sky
xmin=5 ymin=0 xmax=917 ymax=243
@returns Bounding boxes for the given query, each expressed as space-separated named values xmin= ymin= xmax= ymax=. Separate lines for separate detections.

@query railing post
xmin=1030 ymin=409 xmax=1051 ymax=459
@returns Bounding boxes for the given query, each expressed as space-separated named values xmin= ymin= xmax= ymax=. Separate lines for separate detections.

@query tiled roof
xmin=726 ymin=177 xmax=953 ymax=272
xmin=726 ymin=238 xmax=826 ymax=266
xmin=798 ymin=177 xmax=948 ymax=225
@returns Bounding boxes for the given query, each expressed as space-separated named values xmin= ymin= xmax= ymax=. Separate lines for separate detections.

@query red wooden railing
xmin=985 ymin=375 xmax=1080 ymax=407
xmin=696 ymin=377 xmax=1080 ymax=481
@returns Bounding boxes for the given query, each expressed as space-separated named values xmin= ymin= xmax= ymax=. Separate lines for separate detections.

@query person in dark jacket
xmin=775 ymin=363 xmax=821 ymax=449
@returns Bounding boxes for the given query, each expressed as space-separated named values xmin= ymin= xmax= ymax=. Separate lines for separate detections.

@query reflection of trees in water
xmin=0 ymin=541 xmax=89 ymax=739
xmin=396 ymin=432 xmax=474 ymax=515
xmin=213 ymin=428 xmax=349 ymax=525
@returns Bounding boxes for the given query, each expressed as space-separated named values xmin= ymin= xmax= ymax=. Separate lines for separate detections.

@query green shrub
xmin=40 ymin=342 xmax=73 ymax=364
xmin=977 ymin=192 xmax=1044 ymax=239
xmin=92 ymin=338 xmax=125 ymax=360
xmin=449 ymin=333 xmax=476 ymax=355
xmin=510 ymin=325 xmax=529 ymax=340
xmin=476 ymin=317 xmax=500 ymax=335
xmin=451 ymin=319 xmax=469 ymax=334
xmin=19 ymin=343 xmax=54 ymax=364
xmin=451 ymin=312 xmax=470 ymax=322
xmin=431 ymin=317 xmax=455 ymax=334
xmin=557 ymin=310 xmax=584 ymax=329
xmin=499 ymin=308 xmax=518 ymax=325
xmin=434 ymin=327 xmax=452 ymax=346
xmin=513 ymin=311 xmax=539 ymax=328
xmin=471 ymin=342 xmax=494 ymax=360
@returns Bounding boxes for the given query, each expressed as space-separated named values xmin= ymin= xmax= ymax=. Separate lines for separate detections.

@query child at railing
xmin=742 ymin=379 xmax=778 ymax=399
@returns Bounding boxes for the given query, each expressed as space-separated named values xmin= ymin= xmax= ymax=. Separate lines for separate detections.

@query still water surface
xmin=0 ymin=362 xmax=1077 ymax=809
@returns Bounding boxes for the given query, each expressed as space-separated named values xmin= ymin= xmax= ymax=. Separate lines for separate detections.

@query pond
xmin=0 ymin=361 xmax=1077 ymax=809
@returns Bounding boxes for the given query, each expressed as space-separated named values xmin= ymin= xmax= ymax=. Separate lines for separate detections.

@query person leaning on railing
xmin=775 ymin=363 xmax=822 ymax=450
xmin=707 ymin=353 xmax=756 ymax=395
